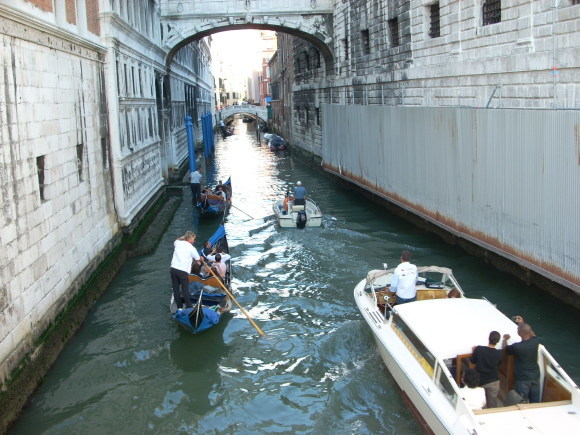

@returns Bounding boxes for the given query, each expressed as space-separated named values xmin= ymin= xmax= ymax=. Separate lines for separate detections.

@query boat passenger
xmin=460 ymin=368 xmax=487 ymax=410
xmin=201 ymin=241 xmax=212 ymax=257
xmin=471 ymin=331 xmax=503 ymax=408
xmin=206 ymin=252 xmax=231 ymax=280
xmin=282 ymin=191 xmax=293 ymax=215
xmin=293 ymin=181 xmax=307 ymax=206
xmin=216 ymin=186 xmax=227 ymax=202
xmin=502 ymin=323 xmax=541 ymax=403
xmin=170 ymin=231 xmax=201 ymax=308
xmin=389 ymin=250 xmax=418 ymax=304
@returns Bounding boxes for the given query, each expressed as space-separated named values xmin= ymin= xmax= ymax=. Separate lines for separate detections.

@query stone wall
xmin=286 ymin=0 xmax=580 ymax=154
xmin=0 ymin=8 xmax=119 ymax=386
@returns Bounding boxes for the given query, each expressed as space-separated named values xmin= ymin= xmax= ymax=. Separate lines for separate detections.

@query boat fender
xmin=296 ymin=210 xmax=307 ymax=229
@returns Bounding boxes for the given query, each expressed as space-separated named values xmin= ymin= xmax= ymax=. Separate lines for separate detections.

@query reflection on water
xmin=12 ymin=120 xmax=580 ymax=434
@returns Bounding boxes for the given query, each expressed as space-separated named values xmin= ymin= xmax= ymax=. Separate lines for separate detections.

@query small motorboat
xmin=272 ymin=197 xmax=322 ymax=228
xmin=197 ymin=177 xmax=231 ymax=218
xmin=354 ymin=265 xmax=580 ymax=434
xmin=170 ymin=225 xmax=232 ymax=334
xmin=264 ymin=133 xmax=286 ymax=151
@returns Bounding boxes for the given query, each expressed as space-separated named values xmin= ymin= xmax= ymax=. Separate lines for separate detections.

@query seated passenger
xmin=460 ymin=368 xmax=487 ymax=410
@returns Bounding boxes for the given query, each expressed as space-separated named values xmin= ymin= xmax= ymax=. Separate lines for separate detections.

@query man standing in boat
xmin=190 ymin=167 xmax=202 ymax=204
xmin=471 ymin=331 xmax=503 ymax=408
xmin=502 ymin=322 xmax=541 ymax=403
xmin=170 ymin=231 xmax=201 ymax=309
xmin=293 ymin=181 xmax=307 ymax=206
xmin=390 ymin=250 xmax=418 ymax=304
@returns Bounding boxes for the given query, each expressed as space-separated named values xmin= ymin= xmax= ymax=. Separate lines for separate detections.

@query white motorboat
xmin=272 ymin=198 xmax=322 ymax=228
xmin=354 ymin=266 xmax=580 ymax=434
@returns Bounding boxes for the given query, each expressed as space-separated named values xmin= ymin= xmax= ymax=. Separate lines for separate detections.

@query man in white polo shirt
xmin=190 ymin=168 xmax=202 ymax=204
xmin=390 ymin=250 xmax=418 ymax=304
xmin=170 ymin=231 xmax=201 ymax=308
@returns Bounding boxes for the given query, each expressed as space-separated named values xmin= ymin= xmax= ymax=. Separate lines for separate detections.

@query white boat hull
xmin=272 ymin=198 xmax=322 ymax=228
xmin=354 ymin=274 xmax=580 ymax=435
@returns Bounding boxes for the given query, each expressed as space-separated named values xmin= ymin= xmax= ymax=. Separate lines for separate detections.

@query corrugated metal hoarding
xmin=322 ymin=105 xmax=579 ymax=292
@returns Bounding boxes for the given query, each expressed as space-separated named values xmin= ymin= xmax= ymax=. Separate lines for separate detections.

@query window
xmin=315 ymin=107 xmax=320 ymax=125
xmin=392 ymin=314 xmax=436 ymax=376
xmin=429 ymin=3 xmax=441 ymax=38
xmin=389 ymin=18 xmax=400 ymax=47
xmin=101 ymin=138 xmax=109 ymax=169
xmin=305 ymin=107 xmax=309 ymax=125
xmin=37 ymin=155 xmax=45 ymax=201
xmin=304 ymin=51 xmax=310 ymax=71
xmin=341 ymin=38 xmax=349 ymax=60
xmin=571 ymin=0 xmax=580 ymax=4
xmin=482 ymin=0 xmax=501 ymax=26
xmin=361 ymin=29 xmax=370 ymax=54
xmin=436 ymin=363 xmax=458 ymax=406
xmin=76 ymin=144 xmax=84 ymax=181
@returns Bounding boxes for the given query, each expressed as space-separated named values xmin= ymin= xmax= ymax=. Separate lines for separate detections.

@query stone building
xmin=0 ymin=0 xmax=214 ymax=387
xmin=271 ymin=0 xmax=580 ymax=296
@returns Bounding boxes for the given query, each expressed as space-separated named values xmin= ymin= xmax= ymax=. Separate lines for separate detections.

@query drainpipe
xmin=552 ymin=0 xmax=560 ymax=109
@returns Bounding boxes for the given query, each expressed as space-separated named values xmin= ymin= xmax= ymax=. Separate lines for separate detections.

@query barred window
xmin=76 ymin=144 xmax=84 ymax=182
xmin=571 ymin=0 xmax=580 ymax=4
xmin=482 ymin=0 xmax=501 ymax=26
xmin=361 ymin=29 xmax=370 ymax=54
xmin=429 ymin=3 xmax=441 ymax=38
xmin=389 ymin=18 xmax=399 ymax=47
xmin=342 ymin=38 xmax=349 ymax=60
xmin=37 ymin=155 xmax=46 ymax=201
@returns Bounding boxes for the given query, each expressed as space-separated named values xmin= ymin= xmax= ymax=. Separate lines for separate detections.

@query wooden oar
xmin=200 ymin=258 xmax=265 ymax=336
xmin=208 ymin=195 xmax=255 ymax=219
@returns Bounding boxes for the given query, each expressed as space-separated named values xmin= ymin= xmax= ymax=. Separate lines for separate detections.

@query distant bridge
xmin=217 ymin=104 xmax=268 ymax=122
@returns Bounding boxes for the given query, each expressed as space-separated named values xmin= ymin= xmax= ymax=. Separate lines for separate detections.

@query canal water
xmin=12 ymin=120 xmax=580 ymax=434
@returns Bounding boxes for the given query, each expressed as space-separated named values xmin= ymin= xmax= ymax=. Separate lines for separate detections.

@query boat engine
xmin=296 ymin=210 xmax=307 ymax=229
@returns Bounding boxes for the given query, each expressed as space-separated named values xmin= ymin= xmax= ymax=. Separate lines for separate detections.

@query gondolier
xmin=170 ymin=231 xmax=200 ymax=309
xmin=190 ymin=168 xmax=202 ymax=204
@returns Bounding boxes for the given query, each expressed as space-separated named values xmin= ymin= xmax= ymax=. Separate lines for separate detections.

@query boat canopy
xmin=394 ymin=298 xmax=521 ymax=360
xmin=366 ymin=266 xmax=454 ymax=283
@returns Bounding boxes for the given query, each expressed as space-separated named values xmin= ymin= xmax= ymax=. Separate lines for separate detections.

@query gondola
xmin=196 ymin=177 xmax=232 ymax=218
xmin=170 ymin=225 xmax=232 ymax=334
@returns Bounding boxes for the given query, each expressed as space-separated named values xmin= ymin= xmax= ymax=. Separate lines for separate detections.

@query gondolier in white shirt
xmin=190 ymin=168 xmax=202 ymax=204
xmin=390 ymin=250 xmax=418 ymax=304
xmin=170 ymin=231 xmax=201 ymax=308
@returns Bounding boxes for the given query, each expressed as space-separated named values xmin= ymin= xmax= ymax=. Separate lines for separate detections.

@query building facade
xmin=0 ymin=0 xmax=214 ymax=387
xmin=271 ymin=0 xmax=580 ymax=295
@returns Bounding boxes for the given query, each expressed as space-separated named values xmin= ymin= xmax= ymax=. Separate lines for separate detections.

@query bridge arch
xmin=161 ymin=17 xmax=334 ymax=74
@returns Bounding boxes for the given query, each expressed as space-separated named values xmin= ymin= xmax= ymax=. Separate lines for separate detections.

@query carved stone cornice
xmin=0 ymin=4 xmax=106 ymax=61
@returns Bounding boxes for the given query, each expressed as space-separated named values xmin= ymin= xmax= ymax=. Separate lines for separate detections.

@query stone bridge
xmin=218 ymin=104 xmax=268 ymax=122
xmin=160 ymin=0 xmax=334 ymax=67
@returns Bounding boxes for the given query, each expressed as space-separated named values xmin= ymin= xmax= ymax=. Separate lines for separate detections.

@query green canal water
xmin=11 ymin=121 xmax=580 ymax=434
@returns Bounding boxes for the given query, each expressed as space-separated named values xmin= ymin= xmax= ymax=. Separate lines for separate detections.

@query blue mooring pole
xmin=185 ymin=115 xmax=196 ymax=171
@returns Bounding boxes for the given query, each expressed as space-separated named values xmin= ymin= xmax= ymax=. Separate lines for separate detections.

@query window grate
xmin=37 ymin=155 xmax=45 ymax=201
xmin=482 ymin=0 xmax=501 ymax=26
xmin=429 ymin=3 xmax=441 ymax=38
xmin=361 ymin=29 xmax=370 ymax=54
xmin=389 ymin=18 xmax=399 ymax=47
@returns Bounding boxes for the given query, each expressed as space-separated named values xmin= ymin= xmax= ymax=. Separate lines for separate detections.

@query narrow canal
xmin=12 ymin=121 xmax=580 ymax=434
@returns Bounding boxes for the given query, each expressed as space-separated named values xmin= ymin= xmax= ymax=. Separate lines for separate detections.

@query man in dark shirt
xmin=471 ymin=331 xmax=503 ymax=408
xmin=503 ymin=323 xmax=541 ymax=403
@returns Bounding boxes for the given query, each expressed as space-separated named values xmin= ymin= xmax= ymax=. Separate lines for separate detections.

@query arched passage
xmin=163 ymin=23 xmax=334 ymax=75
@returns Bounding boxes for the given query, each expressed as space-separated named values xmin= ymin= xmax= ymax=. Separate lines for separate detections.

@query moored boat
xmin=272 ymin=197 xmax=322 ymax=228
xmin=264 ymin=133 xmax=286 ymax=151
xmin=197 ymin=177 xmax=231 ymax=218
xmin=354 ymin=265 xmax=580 ymax=434
xmin=170 ymin=225 xmax=233 ymax=333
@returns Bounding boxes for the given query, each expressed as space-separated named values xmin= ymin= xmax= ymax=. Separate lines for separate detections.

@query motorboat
xmin=354 ymin=265 xmax=580 ymax=434
xmin=272 ymin=197 xmax=322 ymax=228
xmin=264 ymin=133 xmax=286 ymax=151
xmin=170 ymin=225 xmax=233 ymax=333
